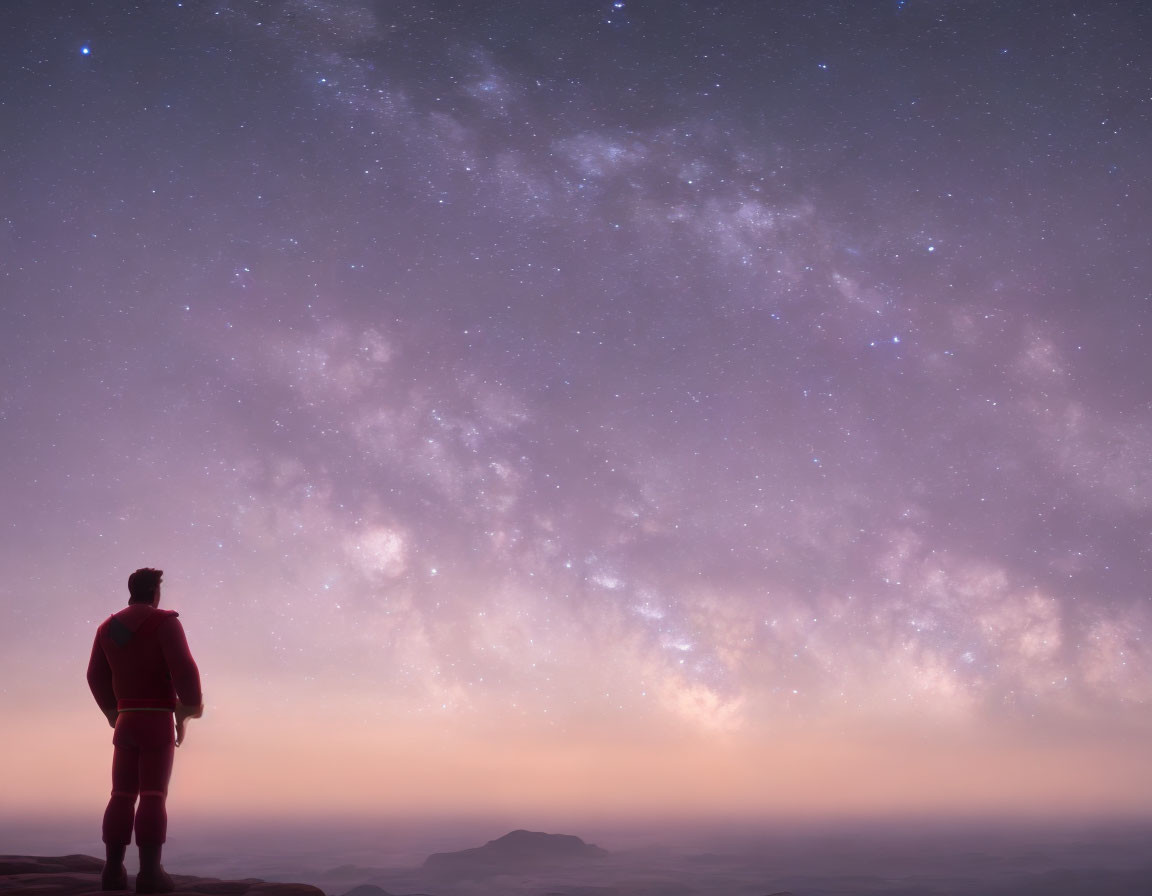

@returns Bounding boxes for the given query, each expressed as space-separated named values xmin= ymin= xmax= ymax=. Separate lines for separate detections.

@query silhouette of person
xmin=87 ymin=568 xmax=203 ymax=893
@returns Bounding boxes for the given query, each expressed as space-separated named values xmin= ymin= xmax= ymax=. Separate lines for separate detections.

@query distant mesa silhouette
xmin=0 ymin=854 xmax=323 ymax=895
xmin=422 ymin=829 xmax=609 ymax=877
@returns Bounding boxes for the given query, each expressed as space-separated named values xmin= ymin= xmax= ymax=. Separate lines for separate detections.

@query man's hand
xmin=175 ymin=702 xmax=204 ymax=747
xmin=104 ymin=709 xmax=118 ymax=729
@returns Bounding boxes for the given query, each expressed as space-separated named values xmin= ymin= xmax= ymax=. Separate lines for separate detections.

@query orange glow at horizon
xmin=10 ymin=698 xmax=1151 ymax=823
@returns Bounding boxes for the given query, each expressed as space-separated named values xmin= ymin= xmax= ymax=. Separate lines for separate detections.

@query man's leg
xmin=101 ymin=743 xmax=137 ymax=890
xmin=133 ymin=737 xmax=175 ymax=894
xmin=134 ymin=744 xmax=174 ymax=846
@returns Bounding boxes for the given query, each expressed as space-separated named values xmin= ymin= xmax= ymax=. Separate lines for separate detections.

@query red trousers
xmin=102 ymin=712 xmax=175 ymax=846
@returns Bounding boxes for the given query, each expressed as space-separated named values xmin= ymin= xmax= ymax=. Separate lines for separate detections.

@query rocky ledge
xmin=0 ymin=855 xmax=324 ymax=896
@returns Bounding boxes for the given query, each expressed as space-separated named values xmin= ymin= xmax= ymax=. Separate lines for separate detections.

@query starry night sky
xmin=3 ymin=0 xmax=1151 ymax=820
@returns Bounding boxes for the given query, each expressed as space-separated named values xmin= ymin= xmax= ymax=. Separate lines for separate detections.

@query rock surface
xmin=0 ymin=855 xmax=324 ymax=896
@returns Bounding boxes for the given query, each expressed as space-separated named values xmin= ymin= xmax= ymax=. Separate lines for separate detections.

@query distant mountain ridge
xmin=423 ymin=829 xmax=608 ymax=876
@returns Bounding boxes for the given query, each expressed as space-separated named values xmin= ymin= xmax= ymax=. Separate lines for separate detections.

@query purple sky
xmin=2 ymin=0 xmax=1151 ymax=819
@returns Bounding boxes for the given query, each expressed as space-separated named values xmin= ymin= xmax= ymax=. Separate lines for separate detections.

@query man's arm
xmin=160 ymin=617 xmax=203 ymax=747
xmin=86 ymin=632 xmax=118 ymax=727
xmin=159 ymin=616 xmax=203 ymax=708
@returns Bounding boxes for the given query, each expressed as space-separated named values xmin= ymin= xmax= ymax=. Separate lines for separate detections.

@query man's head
xmin=128 ymin=567 xmax=164 ymax=606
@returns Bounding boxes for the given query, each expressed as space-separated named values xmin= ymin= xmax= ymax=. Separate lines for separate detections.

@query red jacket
xmin=87 ymin=604 xmax=202 ymax=712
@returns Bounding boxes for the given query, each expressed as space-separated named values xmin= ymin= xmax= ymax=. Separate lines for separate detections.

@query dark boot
xmin=101 ymin=843 xmax=128 ymax=891
xmin=135 ymin=844 xmax=174 ymax=894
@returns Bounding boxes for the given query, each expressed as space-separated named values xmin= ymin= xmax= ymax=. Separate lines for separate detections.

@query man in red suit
xmin=87 ymin=568 xmax=204 ymax=893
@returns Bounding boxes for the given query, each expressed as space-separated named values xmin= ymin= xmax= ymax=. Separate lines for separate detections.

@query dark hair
xmin=128 ymin=567 xmax=163 ymax=604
